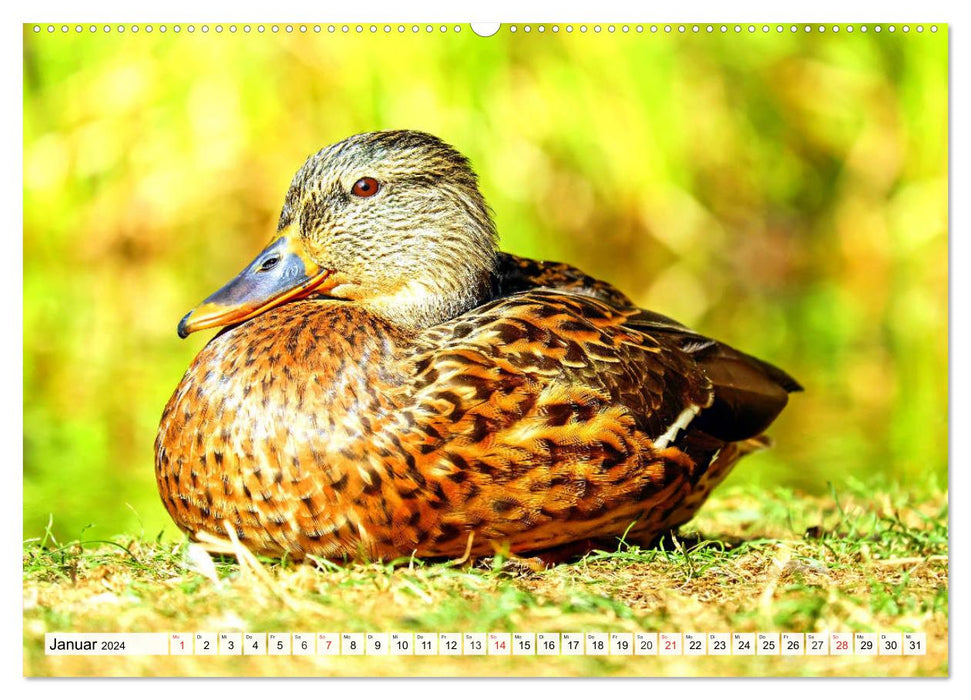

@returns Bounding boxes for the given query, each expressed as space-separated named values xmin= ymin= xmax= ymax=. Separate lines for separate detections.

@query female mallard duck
xmin=156 ymin=130 xmax=800 ymax=561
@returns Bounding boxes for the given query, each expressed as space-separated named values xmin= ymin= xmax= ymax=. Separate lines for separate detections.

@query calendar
xmin=44 ymin=631 xmax=928 ymax=657
xmin=21 ymin=12 xmax=950 ymax=681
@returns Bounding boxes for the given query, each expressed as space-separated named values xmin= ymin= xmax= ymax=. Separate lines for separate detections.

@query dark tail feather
xmin=691 ymin=342 xmax=802 ymax=442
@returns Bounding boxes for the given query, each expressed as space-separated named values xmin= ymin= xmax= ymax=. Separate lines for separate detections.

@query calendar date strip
xmin=44 ymin=631 xmax=928 ymax=657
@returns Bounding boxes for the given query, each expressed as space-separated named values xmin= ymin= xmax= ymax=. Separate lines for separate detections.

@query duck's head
xmin=177 ymin=130 xmax=498 ymax=338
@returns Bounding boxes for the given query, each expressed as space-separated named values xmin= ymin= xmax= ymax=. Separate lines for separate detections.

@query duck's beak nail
xmin=176 ymin=235 xmax=332 ymax=338
xmin=177 ymin=312 xmax=193 ymax=339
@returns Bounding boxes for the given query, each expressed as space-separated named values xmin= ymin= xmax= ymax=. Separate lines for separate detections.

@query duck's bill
xmin=177 ymin=236 xmax=332 ymax=338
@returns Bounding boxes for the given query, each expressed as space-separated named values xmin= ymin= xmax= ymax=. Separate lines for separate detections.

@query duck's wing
xmin=412 ymin=289 xmax=714 ymax=457
xmin=496 ymin=252 xmax=801 ymax=442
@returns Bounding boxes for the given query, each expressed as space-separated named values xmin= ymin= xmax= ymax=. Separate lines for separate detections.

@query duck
xmin=155 ymin=130 xmax=801 ymax=562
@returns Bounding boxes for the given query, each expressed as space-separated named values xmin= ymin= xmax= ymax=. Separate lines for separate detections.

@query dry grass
xmin=23 ymin=484 xmax=948 ymax=677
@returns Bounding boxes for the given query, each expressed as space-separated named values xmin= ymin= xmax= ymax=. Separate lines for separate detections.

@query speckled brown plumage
xmin=156 ymin=130 xmax=801 ymax=561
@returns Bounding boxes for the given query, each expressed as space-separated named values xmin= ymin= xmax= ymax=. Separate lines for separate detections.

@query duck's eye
xmin=259 ymin=256 xmax=279 ymax=272
xmin=351 ymin=177 xmax=380 ymax=198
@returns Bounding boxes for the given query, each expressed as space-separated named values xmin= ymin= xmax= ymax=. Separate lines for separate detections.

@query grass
xmin=23 ymin=483 xmax=948 ymax=677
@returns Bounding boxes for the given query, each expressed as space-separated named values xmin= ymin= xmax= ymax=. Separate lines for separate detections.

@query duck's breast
xmin=155 ymin=300 xmax=404 ymax=555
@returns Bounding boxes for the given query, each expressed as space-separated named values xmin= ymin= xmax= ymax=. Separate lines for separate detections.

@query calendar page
xmin=22 ymin=14 xmax=948 ymax=679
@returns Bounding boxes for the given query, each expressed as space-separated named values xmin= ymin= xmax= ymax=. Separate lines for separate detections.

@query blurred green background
xmin=23 ymin=24 xmax=948 ymax=541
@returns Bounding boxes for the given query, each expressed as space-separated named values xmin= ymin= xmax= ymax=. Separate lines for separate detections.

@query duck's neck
xmin=361 ymin=264 xmax=499 ymax=331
